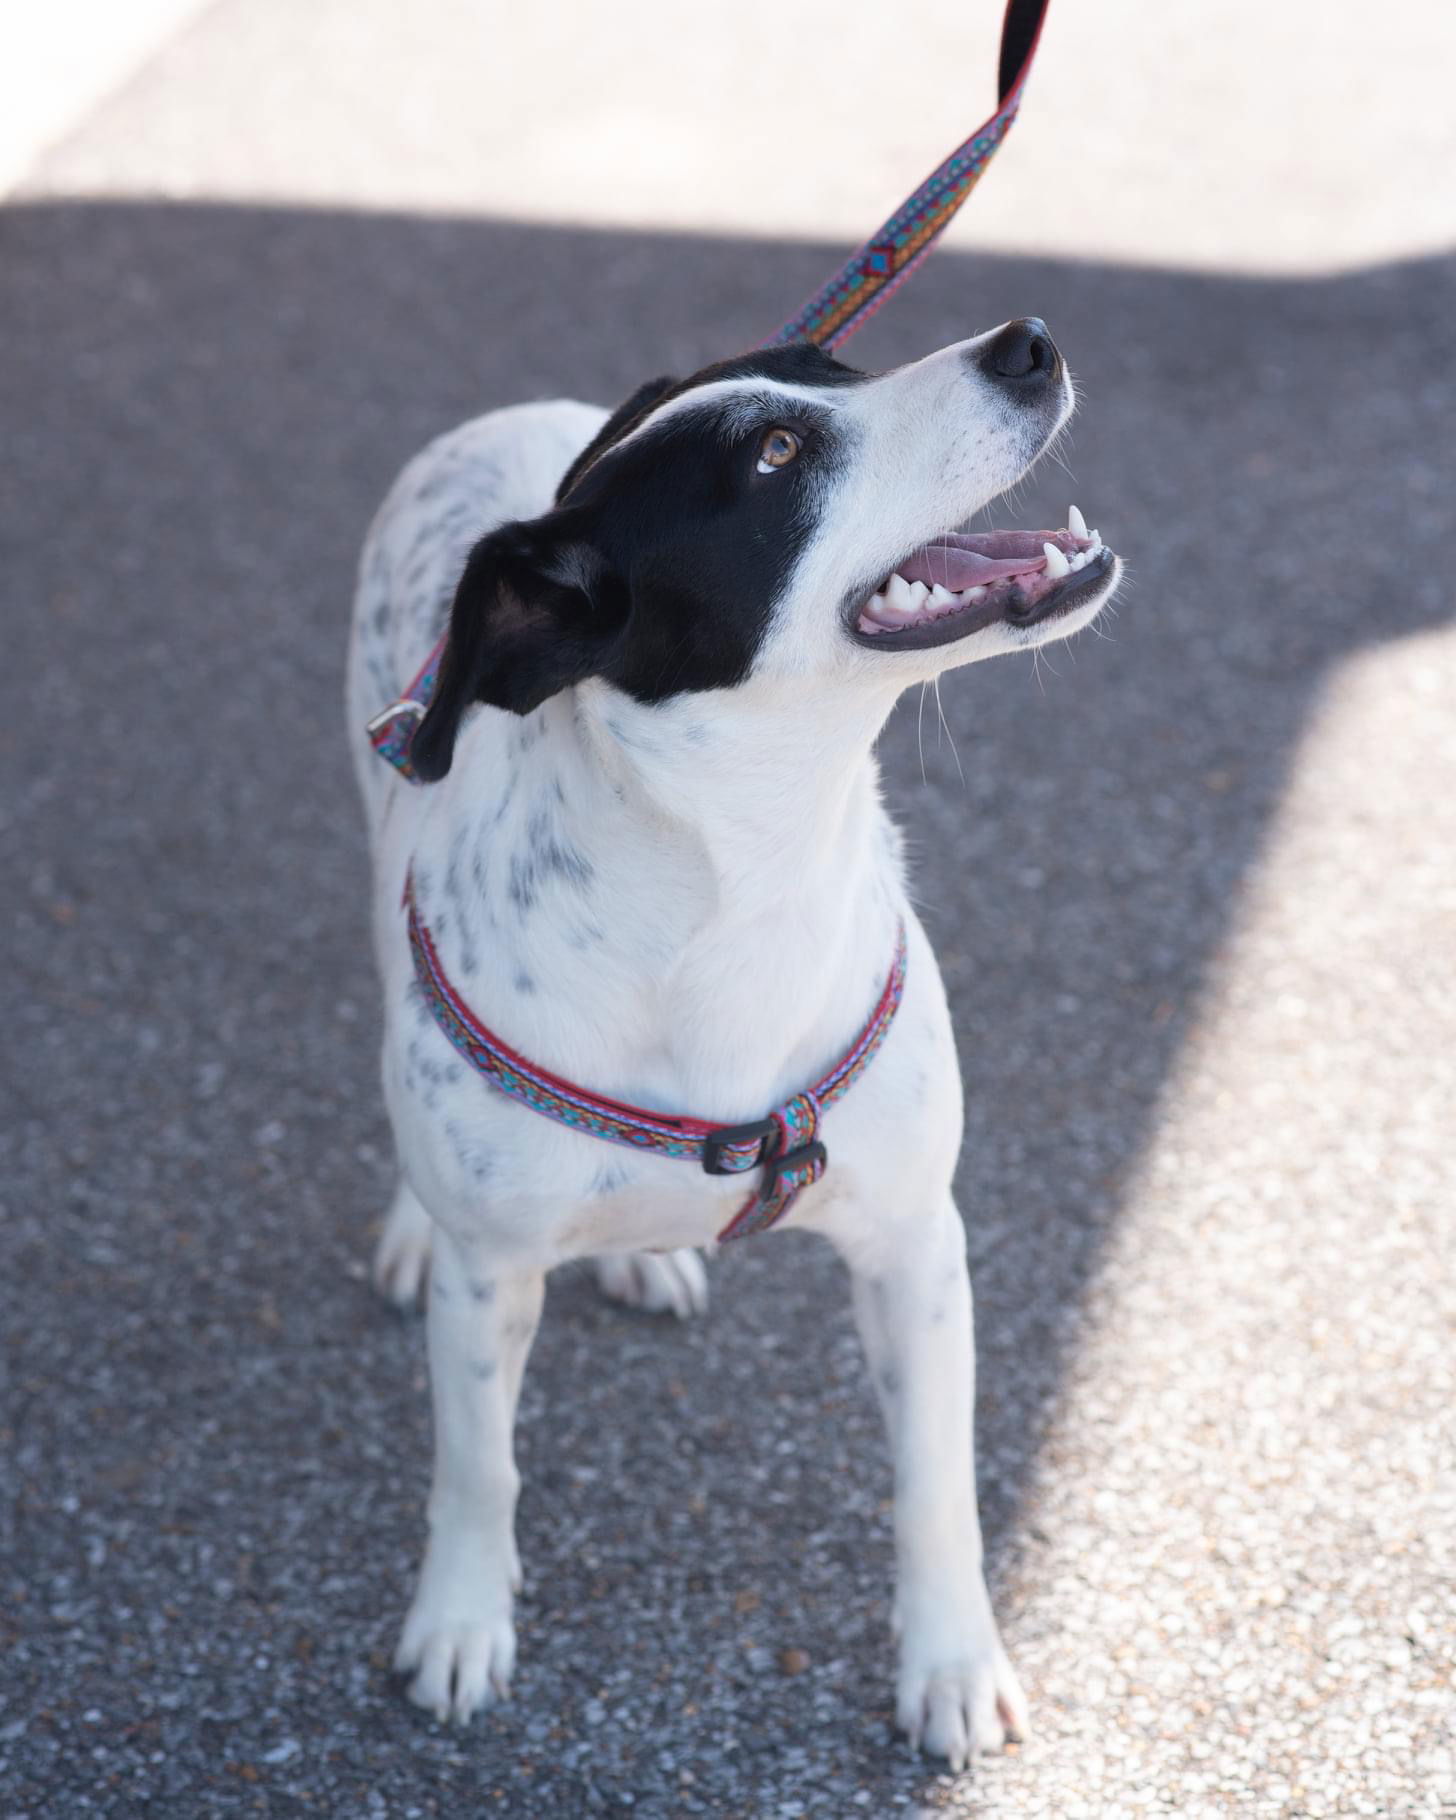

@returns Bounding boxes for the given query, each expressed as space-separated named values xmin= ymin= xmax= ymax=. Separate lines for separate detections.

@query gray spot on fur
xmin=514 ymin=971 xmax=537 ymax=995
xmin=469 ymin=1358 xmax=499 ymax=1381
xmin=507 ymin=851 xmax=537 ymax=913
xmin=444 ymin=1120 xmax=494 ymax=1185
xmin=508 ymin=805 xmax=593 ymax=912
xmin=879 ymin=1365 xmax=901 ymax=1400
xmin=407 ymin=1039 xmax=453 ymax=1091
xmin=470 ymin=1279 xmax=496 ymax=1303
xmin=445 ymin=829 xmax=468 ymax=904
xmin=592 ymin=1163 xmax=629 ymax=1196
xmin=492 ymin=770 xmax=519 ymax=828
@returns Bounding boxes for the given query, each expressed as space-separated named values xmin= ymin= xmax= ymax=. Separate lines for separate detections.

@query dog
xmin=345 ymin=319 xmax=1120 ymax=1769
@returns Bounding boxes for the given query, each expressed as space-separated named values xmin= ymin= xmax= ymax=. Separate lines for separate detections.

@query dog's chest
xmin=374 ymin=767 xmax=945 ymax=1261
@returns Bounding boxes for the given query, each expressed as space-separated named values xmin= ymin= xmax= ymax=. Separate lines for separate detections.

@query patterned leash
xmin=766 ymin=0 xmax=1049 ymax=350
xmin=367 ymin=0 xmax=1051 ymax=784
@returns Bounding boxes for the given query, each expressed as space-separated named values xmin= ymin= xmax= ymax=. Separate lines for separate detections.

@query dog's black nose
xmin=977 ymin=317 xmax=1063 ymax=384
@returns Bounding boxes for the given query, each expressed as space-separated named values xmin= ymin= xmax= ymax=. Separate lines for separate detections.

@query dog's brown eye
xmin=756 ymin=427 xmax=801 ymax=473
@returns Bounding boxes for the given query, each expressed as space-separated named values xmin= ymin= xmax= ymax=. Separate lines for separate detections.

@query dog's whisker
xmin=932 ymin=677 xmax=965 ymax=786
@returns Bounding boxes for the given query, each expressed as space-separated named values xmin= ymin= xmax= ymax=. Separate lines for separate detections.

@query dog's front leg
xmin=394 ymin=1225 xmax=543 ymax=1723
xmin=848 ymin=1195 xmax=1029 ymax=1768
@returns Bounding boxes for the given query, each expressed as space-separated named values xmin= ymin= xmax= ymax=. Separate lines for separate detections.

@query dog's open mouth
xmin=854 ymin=504 xmax=1116 ymax=649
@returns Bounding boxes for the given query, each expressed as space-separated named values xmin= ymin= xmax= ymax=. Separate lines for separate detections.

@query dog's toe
xmin=394 ymin=1528 xmax=518 ymax=1724
xmin=592 ymin=1248 xmax=709 ymax=1319
xmin=371 ymin=1184 xmax=434 ymax=1310
xmin=896 ymin=1615 xmax=1028 ymax=1766
xmin=396 ymin=1619 xmax=515 ymax=1724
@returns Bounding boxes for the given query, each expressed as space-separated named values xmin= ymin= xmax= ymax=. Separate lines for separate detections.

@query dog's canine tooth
xmin=1042 ymin=541 xmax=1071 ymax=580
xmin=1067 ymin=503 xmax=1088 ymax=539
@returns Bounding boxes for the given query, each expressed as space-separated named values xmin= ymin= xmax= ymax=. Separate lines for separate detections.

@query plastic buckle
xmin=759 ymin=1139 xmax=828 ymax=1199
xmin=701 ymin=1116 xmax=778 ymax=1176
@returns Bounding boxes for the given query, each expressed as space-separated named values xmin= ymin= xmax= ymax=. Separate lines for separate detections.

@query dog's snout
xmin=976 ymin=317 xmax=1063 ymax=386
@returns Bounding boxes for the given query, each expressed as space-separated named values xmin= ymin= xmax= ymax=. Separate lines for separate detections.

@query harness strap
xmin=405 ymin=873 xmax=907 ymax=1240
xmin=366 ymin=638 xmax=445 ymax=782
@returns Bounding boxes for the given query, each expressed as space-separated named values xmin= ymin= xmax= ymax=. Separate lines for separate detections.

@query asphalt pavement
xmin=2 ymin=4 xmax=1454 ymax=1816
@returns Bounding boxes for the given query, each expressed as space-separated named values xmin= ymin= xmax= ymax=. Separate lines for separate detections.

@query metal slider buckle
xmin=366 ymin=698 xmax=426 ymax=739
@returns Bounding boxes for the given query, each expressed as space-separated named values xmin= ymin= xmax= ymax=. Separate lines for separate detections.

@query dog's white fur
xmin=345 ymin=328 xmax=1119 ymax=1767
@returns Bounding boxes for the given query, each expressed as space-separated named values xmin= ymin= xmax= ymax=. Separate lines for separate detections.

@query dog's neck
xmin=416 ymin=676 xmax=907 ymax=1118
xmin=568 ymin=677 xmax=900 ymax=922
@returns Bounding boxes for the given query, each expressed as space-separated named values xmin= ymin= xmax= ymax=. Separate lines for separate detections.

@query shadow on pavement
xmin=2 ymin=198 xmax=1451 ymax=1813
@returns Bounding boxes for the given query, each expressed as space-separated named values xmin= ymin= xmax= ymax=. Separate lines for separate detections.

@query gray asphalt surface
xmin=4 ymin=14 xmax=1456 ymax=1820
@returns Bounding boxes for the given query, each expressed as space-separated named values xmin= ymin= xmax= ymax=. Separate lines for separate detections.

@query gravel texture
xmin=3 ymin=4 xmax=1454 ymax=1816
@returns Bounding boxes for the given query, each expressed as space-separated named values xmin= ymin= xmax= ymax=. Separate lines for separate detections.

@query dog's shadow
xmin=5 ymin=196 xmax=1451 ymax=1813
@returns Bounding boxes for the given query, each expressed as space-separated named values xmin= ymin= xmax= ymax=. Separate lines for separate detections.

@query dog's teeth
xmin=905 ymin=580 xmax=930 ymax=608
xmin=1068 ymin=550 xmax=1088 ymax=571
xmin=1042 ymin=541 xmax=1071 ymax=580
xmin=928 ymin=584 xmax=957 ymax=610
xmin=1089 ymin=528 xmax=1103 ymax=551
xmin=885 ymin=573 xmax=914 ymax=610
xmin=1068 ymin=503 xmax=1088 ymax=539
xmin=965 ymin=585 xmax=987 ymax=603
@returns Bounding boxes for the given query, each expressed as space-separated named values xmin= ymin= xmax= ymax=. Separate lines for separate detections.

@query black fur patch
xmin=411 ymin=344 xmax=869 ymax=781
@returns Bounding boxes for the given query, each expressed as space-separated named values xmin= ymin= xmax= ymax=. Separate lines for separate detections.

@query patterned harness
xmin=406 ymin=874 xmax=907 ymax=1242
xmin=371 ymin=0 xmax=1046 ymax=1235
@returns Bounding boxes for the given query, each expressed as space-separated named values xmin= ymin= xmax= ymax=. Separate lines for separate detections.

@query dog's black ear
xmin=411 ymin=514 xmax=624 ymax=782
xmin=555 ymin=374 xmax=678 ymax=503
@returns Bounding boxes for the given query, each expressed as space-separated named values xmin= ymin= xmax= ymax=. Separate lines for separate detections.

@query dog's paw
xmin=394 ymin=1614 xmax=516 ymax=1724
xmin=895 ymin=1602 xmax=1029 ymax=1769
xmin=372 ymin=1184 xmax=434 ymax=1309
xmin=394 ymin=1557 xmax=516 ymax=1724
xmin=592 ymin=1248 xmax=709 ymax=1319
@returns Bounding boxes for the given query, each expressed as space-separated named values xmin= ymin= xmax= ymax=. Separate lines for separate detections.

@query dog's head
xmin=411 ymin=322 xmax=1121 ymax=781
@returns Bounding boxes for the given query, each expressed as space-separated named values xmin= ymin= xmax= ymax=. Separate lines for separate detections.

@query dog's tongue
xmin=896 ymin=532 xmax=1051 ymax=592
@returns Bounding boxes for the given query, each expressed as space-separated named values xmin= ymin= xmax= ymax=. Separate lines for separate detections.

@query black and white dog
xmin=345 ymin=320 xmax=1120 ymax=1768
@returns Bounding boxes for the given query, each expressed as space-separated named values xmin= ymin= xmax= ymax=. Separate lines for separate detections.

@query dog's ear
xmin=411 ymin=514 xmax=624 ymax=782
xmin=555 ymin=374 xmax=678 ymax=503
